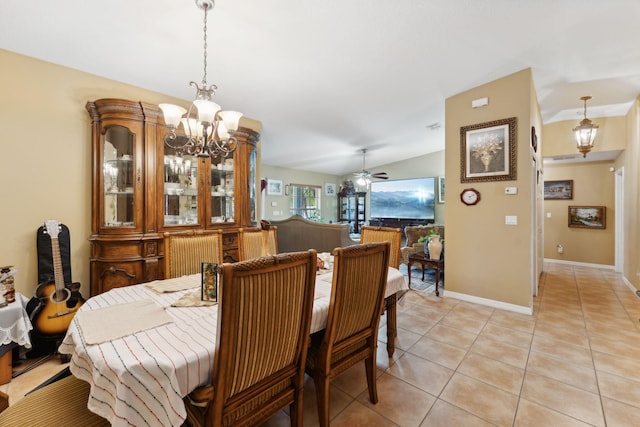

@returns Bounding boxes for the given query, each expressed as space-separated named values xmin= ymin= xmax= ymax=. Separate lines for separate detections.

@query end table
xmin=407 ymin=253 xmax=444 ymax=296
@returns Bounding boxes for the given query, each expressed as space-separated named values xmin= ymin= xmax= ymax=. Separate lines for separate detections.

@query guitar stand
xmin=12 ymin=336 xmax=69 ymax=380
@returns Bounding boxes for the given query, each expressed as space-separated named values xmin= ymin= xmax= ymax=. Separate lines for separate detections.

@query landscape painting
xmin=544 ymin=179 xmax=573 ymax=200
xmin=568 ymin=206 xmax=605 ymax=229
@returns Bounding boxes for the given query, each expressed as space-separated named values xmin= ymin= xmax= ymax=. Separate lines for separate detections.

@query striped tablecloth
xmin=59 ymin=268 xmax=407 ymax=427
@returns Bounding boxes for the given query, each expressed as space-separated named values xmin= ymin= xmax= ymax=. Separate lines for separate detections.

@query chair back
xmin=237 ymin=227 xmax=278 ymax=261
xmin=203 ymin=251 xmax=317 ymax=426
xmin=360 ymin=225 xmax=401 ymax=268
xmin=163 ymin=230 xmax=224 ymax=278
xmin=324 ymin=242 xmax=389 ymax=362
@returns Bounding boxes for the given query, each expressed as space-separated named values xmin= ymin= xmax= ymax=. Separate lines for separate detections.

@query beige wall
xmin=542 ymin=162 xmax=615 ymax=265
xmin=444 ymin=68 xmax=538 ymax=310
xmin=0 ymin=49 xmax=260 ymax=298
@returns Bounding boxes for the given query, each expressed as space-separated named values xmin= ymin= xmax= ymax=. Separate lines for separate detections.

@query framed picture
xmin=460 ymin=117 xmax=517 ymax=183
xmin=201 ymin=262 xmax=218 ymax=302
xmin=437 ymin=176 xmax=445 ymax=203
xmin=568 ymin=206 xmax=606 ymax=229
xmin=325 ymin=182 xmax=337 ymax=196
xmin=544 ymin=180 xmax=573 ymax=200
xmin=267 ymin=179 xmax=283 ymax=195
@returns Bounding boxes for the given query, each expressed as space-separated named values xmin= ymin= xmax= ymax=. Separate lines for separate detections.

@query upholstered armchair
xmin=400 ymin=225 xmax=445 ymax=267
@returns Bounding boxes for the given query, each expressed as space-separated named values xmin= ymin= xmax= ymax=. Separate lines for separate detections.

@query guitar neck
xmin=51 ymin=237 xmax=65 ymax=291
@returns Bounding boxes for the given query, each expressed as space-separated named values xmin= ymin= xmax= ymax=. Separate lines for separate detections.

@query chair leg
xmin=289 ymin=397 xmax=303 ymax=427
xmin=365 ymin=354 xmax=378 ymax=404
xmin=313 ymin=375 xmax=331 ymax=427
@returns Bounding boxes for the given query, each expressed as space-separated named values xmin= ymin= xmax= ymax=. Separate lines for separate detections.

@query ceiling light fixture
xmin=159 ymin=0 xmax=242 ymax=158
xmin=573 ymin=96 xmax=598 ymax=158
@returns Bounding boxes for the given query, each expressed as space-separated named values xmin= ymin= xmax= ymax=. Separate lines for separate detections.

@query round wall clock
xmin=460 ymin=188 xmax=480 ymax=206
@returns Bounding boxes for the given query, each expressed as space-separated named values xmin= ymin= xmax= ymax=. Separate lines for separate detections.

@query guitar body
xmin=33 ymin=281 xmax=84 ymax=336
xmin=30 ymin=220 xmax=85 ymax=337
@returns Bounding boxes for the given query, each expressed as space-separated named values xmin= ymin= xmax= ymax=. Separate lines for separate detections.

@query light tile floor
xmin=3 ymin=263 xmax=640 ymax=426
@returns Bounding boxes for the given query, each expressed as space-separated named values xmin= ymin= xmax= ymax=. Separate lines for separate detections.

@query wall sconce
xmin=573 ymin=96 xmax=599 ymax=158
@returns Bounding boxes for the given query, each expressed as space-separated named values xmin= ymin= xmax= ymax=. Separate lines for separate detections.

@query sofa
xmin=270 ymin=215 xmax=358 ymax=253
xmin=400 ymin=224 xmax=445 ymax=266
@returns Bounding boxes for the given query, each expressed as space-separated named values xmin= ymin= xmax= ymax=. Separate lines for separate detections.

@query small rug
xmin=398 ymin=264 xmax=443 ymax=294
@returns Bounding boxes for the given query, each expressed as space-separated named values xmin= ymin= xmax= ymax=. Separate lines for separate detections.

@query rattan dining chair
xmin=360 ymin=225 xmax=402 ymax=269
xmin=305 ymin=242 xmax=390 ymax=427
xmin=0 ymin=374 xmax=110 ymax=426
xmin=164 ymin=229 xmax=224 ymax=278
xmin=184 ymin=250 xmax=317 ymax=427
xmin=237 ymin=226 xmax=278 ymax=261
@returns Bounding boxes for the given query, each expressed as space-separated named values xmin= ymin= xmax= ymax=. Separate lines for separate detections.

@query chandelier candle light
xmin=573 ymin=96 xmax=599 ymax=158
xmin=159 ymin=0 xmax=242 ymax=158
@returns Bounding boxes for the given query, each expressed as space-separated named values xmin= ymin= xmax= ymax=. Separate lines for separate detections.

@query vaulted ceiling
xmin=2 ymin=0 xmax=639 ymax=174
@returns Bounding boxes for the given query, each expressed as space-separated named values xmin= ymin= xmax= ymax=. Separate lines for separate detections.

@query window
xmin=289 ymin=184 xmax=321 ymax=221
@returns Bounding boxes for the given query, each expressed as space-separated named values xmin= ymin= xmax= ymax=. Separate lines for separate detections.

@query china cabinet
xmin=87 ymin=98 xmax=259 ymax=295
xmin=337 ymin=192 xmax=366 ymax=233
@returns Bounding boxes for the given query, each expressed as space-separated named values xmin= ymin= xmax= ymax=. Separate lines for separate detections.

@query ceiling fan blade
xmin=371 ymin=172 xmax=388 ymax=178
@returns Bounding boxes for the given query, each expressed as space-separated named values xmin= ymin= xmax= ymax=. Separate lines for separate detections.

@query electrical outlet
xmin=557 ymin=244 xmax=564 ymax=254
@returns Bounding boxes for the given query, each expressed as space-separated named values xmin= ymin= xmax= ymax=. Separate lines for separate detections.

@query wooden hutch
xmin=87 ymin=98 xmax=259 ymax=295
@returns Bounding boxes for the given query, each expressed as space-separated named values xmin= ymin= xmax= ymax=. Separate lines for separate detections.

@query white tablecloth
xmin=59 ymin=267 xmax=407 ymax=427
xmin=0 ymin=292 xmax=33 ymax=353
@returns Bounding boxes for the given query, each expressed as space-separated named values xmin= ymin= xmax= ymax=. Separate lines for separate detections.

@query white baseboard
xmin=543 ymin=258 xmax=614 ymax=270
xmin=443 ymin=291 xmax=533 ymax=316
xmin=621 ymin=275 xmax=640 ymax=299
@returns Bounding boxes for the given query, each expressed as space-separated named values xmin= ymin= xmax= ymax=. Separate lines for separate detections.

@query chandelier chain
xmin=202 ymin=3 xmax=209 ymax=86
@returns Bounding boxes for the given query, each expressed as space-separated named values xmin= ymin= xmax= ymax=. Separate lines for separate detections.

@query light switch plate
xmin=505 ymin=215 xmax=518 ymax=225
xmin=504 ymin=187 xmax=517 ymax=195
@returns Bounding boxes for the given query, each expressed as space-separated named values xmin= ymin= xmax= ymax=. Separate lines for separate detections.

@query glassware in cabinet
xmin=102 ymin=125 xmax=136 ymax=228
xmin=163 ymin=148 xmax=199 ymax=226
xmin=210 ymin=156 xmax=235 ymax=224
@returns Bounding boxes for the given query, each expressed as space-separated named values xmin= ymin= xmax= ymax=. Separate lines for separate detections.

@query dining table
xmin=59 ymin=265 xmax=408 ymax=427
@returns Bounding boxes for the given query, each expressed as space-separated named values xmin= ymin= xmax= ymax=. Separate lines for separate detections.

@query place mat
xmin=76 ymin=299 xmax=173 ymax=344
xmin=145 ymin=274 xmax=199 ymax=293
xmin=171 ymin=290 xmax=217 ymax=307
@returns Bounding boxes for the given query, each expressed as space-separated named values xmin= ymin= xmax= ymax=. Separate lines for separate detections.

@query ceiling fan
xmin=353 ymin=148 xmax=388 ymax=185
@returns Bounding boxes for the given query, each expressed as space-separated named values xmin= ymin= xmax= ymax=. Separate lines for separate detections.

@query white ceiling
xmin=2 ymin=0 xmax=639 ymax=175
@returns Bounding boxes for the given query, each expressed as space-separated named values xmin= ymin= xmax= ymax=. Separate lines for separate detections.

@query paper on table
xmin=145 ymin=274 xmax=199 ymax=293
xmin=171 ymin=290 xmax=217 ymax=307
xmin=76 ymin=299 xmax=173 ymax=344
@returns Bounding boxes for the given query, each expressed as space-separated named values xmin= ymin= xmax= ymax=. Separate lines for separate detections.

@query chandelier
xmin=573 ymin=96 xmax=599 ymax=158
xmin=159 ymin=0 xmax=242 ymax=158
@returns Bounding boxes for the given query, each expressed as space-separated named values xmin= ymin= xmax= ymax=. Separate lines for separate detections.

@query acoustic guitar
xmin=32 ymin=220 xmax=84 ymax=335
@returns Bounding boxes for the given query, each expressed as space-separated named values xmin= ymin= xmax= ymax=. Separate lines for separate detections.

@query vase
xmin=427 ymin=235 xmax=442 ymax=260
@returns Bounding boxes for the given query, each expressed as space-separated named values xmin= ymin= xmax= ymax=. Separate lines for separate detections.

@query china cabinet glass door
xmin=163 ymin=147 xmax=199 ymax=226
xmin=102 ymin=125 xmax=137 ymax=228
xmin=210 ymin=155 xmax=235 ymax=225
